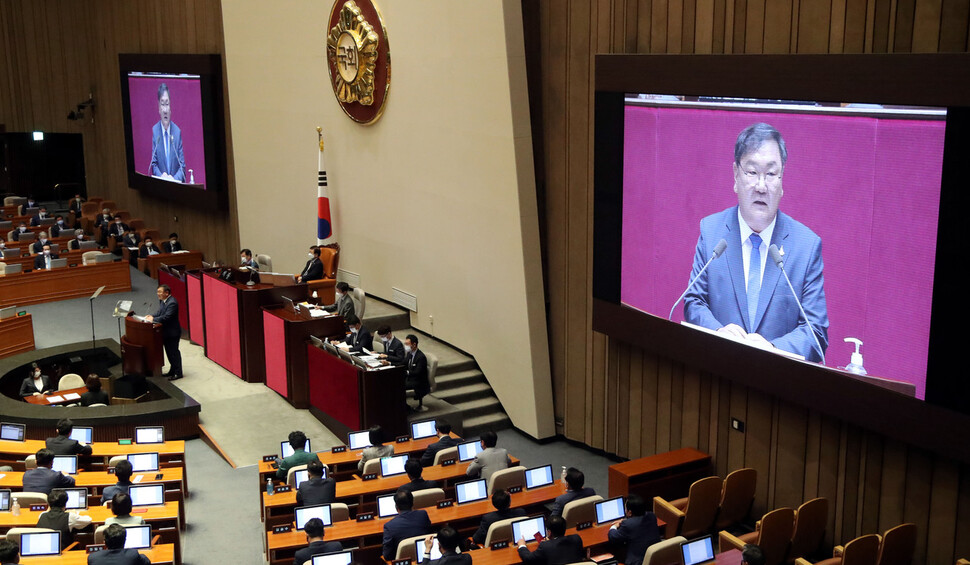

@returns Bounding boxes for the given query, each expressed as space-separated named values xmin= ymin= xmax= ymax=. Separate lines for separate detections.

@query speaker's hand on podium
xmin=145 ymin=315 xmax=154 ymax=322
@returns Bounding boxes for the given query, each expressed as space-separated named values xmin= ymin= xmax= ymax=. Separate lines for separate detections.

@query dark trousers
xmin=163 ymin=336 xmax=182 ymax=376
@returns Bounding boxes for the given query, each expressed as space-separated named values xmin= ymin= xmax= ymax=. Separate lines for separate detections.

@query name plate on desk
xmin=262 ymin=455 xmax=277 ymax=462
xmin=331 ymin=445 xmax=347 ymax=453
xmin=507 ymin=486 xmax=523 ymax=494
xmin=436 ymin=499 xmax=454 ymax=509
xmin=491 ymin=540 xmax=510 ymax=550
xmin=362 ymin=473 xmax=378 ymax=481
xmin=396 ymin=435 xmax=410 ymax=443
xmin=575 ymin=521 xmax=593 ymax=530
xmin=272 ymin=525 xmax=292 ymax=534
xmin=30 ymin=504 xmax=48 ymax=511
xmin=356 ymin=512 xmax=374 ymax=522
xmin=274 ymin=485 xmax=291 ymax=493
xmin=86 ymin=545 xmax=106 ymax=554
xmin=440 ymin=458 xmax=456 ymax=467
xmin=392 ymin=560 xmax=412 ymax=565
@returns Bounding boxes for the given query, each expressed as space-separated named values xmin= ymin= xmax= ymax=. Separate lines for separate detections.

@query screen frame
xmin=52 ymin=455 xmax=77 ymax=475
xmin=379 ymin=454 xmax=409 ymax=477
xmin=348 ymin=430 xmax=371 ymax=450
xmin=134 ymin=426 xmax=165 ymax=444
xmin=524 ymin=464 xmax=554 ymax=489
xmin=457 ymin=440 xmax=482 ymax=462
xmin=454 ymin=478 xmax=488 ymax=505
xmin=311 ymin=550 xmax=354 ymax=565
xmin=295 ymin=503 xmax=333 ymax=530
xmin=20 ymin=531 xmax=60 ymax=556
xmin=64 ymin=488 xmax=89 ymax=510
xmin=376 ymin=494 xmax=398 ymax=518
xmin=594 ymin=496 xmax=625 ymax=525
xmin=410 ymin=419 xmax=437 ymax=440
xmin=0 ymin=422 xmax=26 ymax=441
xmin=127 ymin=452 xmax=160 ymax=472
xmin=128 ymin=484 xmax=166 ymax=507
xmin=118 ymin=53 xmax=228 ymax=212
xmin=511 ymin=515 xmax=546 ymax=545
xmin=123 ymin=525 xmax=152 ymax=549
xmin=69 ymin=427 xmax=93 ymax=444
xmin=593 ymin=53 xmax=970 ymax=464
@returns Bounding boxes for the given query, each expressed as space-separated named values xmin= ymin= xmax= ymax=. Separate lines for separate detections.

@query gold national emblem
xmin=326 ymin=0 xmax=390 ymax=124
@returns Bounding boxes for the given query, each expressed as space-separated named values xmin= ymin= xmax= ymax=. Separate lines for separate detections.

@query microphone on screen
xmin=768 ymin=244 xmax=826 ymax=364
xmin=668 ymin=239 xmax=728 ymax=321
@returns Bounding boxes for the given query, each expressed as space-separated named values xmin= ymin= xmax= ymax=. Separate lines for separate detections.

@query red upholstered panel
xmin=307 ymin=343 xmax=360 ymax=430
xmin=186 ymin=274 xmax=205 ymax=346
xmin=203 ymin=275 xmax=242 ymax=377
xmin=263 ymin=310 xmax=288 ymax=397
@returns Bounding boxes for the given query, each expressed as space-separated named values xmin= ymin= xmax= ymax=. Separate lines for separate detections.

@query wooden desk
xmin=607 ymin=447 xmax=713 ymax=501
xmin=19 ymin=544 xmax=175 ymax=565
xmin=23 ymin=385 xmax=87 ymax=405
xmin=263 ymin=306 xmax=345 ymax=408
xmin=1 ymin=249 xmax=88 ymax=271
xmin=138 ymin=251 xmax=204 ymax=279
xmin=0 ymin=312 xmax=34 ymax=359
xmin=0 ymin=260 xmax=131 ymax=308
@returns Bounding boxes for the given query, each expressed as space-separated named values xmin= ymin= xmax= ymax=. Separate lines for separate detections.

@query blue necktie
xmin=747 ymin=233 xmax=762 ymax=330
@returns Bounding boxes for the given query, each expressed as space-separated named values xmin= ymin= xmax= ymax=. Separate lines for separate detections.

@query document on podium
xmin=131 ymin=314 xmax=148 ymax=323
xmin=680 ymin=321 xmax=805 ymax=361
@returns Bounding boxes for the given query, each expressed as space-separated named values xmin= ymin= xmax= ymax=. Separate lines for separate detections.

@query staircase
xmin=362 ymin=297 xmax=511 ymax=438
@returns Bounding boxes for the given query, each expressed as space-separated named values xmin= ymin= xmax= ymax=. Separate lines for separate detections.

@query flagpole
xmin=316 ymin=127 xmax=336 ymax=246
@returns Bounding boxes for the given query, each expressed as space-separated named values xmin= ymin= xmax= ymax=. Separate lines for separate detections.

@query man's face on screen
xmin=734 ymin=140 xmax=784 ymax=233
xmin=159 ymin=90 xmax=171 ymax=129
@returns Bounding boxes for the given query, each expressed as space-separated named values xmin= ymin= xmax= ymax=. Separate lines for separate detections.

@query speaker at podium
xmin=121 ymin=310 xmax=164 ymax=379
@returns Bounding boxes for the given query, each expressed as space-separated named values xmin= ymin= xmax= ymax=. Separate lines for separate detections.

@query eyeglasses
xmin=740 ymin=169 xmax=782 ymax=185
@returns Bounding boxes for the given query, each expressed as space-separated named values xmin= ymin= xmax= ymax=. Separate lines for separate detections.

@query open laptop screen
xmin=124 ymin=525 xmax=152 ymax=549
xmin=281 ymin=439 xmax=311 ymax=458
xmin=134 ymin=426 xmax=164 ymax=444
xmin=455 ymin=479 xmax=488 ymax=504
xmin=380 ymin=455 xmax=408 ymax=477
xmin=69 ymin=426 xmax=93 ymax=444
xmin=0 ymin=422 xmax=25 ymax=441
xmin=20 ymin=531 xmax=60 ymax=556
xmin=52 ymin=455 xmax=78 ymax=475
xmin=311 ymin=551 xmax=354 ymax=565
xmin=415 ymin=537 xmax=462 ymax=563
xmin=511 ymin=516 xmax=546 ymax=545
xmin=595 ymin=497 xmax=625 ymax=524
xmin=127 ymin=452 xmax=160 ymax=472
xmin=525 ymin=465 xmax=554 ymax=489
xmin=410 ymin=419 xmax=437 ymax=440
xmin=0 ymin=489 xmax=10 ymax=511
xmin=348 ymin=431 xmax=371 ymax=450
xmin=129 ymin=484 xmax=165 ymax=506
xmin=681 ymin=535 xmax=716 ymax=565
xmin=295 ymin=504 xmax=333 ymax=530
xmin=457 ymin=440 xmax=482 ymax=462
xmin=377 ymin=494 xmax=398 ymax=518
xmin=64 ymin=488 xmax=88 ymax=509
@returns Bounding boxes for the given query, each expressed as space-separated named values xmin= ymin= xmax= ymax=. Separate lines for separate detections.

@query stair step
xmin=435 ymin=370 xmax=487 ymax=391
xmin=462 ymin=412 xmax=512 ymax=436
xmin=434 ymin=382 xmax=495 ymax=404
xmin=433 ymin=358 xmax=478 ymax=375
xmin=456 ymin=396 xmax=504 ymax=419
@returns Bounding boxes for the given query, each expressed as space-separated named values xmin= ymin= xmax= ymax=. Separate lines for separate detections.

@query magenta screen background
xmin=127 ymin=75 xmax=207 ymax=188
xmin=620 ymin=105 xmax=945 ymax=399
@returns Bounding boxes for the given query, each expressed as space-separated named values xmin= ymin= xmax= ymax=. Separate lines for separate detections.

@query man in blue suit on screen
xmin=149 ymin=83 xmax=185 ymax=182
xmin=684 ymin=122 xmax=828 ymax=362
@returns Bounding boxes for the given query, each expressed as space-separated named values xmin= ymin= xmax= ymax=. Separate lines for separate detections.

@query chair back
xmin=330 ymin=503 xmax=350 ymax=522
xmin=319 ymin=247 xmax=337 ymax=278
xmin=256 ymin=253 xmax=272 ymax=271
xmin=94 ymin=524 xmax=109 ymax=545
xmin=754 ymin=507 xmax=795 ymax=565
xmin=3 ymin=196 xmax=25 ymax=207
xmin=789 ymin=497 xmax=829 ymax=560
xmin=81 ymin=202 xmax=99 ymax=217
xmin=562 ymin=495 xmax=604 ymax=528
xmin=100 ymin=200 xmax=117 ymax=211
xmin=24 ymin=455 xmax=37 ymax=469
xmin=411 ymin=488 xmax=445 ymax=509
xmin=128 ymin=219 xmax=146 ymax=232
xmin=287 ymin=464 xmax=309 ymax=487
xmin=395 ymin=533 xmax=429 ymax=561
xmin=5 ymin=527 xmax=56 ymax=546
xmin=82 ymin=250 xmax=102 ymax=265
xmin=107 ymin=455 xmax=127 ymax=468
xmin=488 ymin=466 xmax=526 ymax=495
xmin=842 ymin=534 xmax=881 ymax=565
xmin=11 ymin=492 xmax=48 ymax=506
xmin=876 ymin=523 xmax=917 ymax=565
xmin=426 ymin=351 xmax=439 ymax=394
xmin=352 ymin=287 xmax=366 ymax=318
xmin=361 ymin=458 xmax=381 ymax=475
xmin=433 ymin=446 xmax=458 ymax=465
xmin=643 ymin=535 xmax=688 ymax=565
xmin=716 ymin=467 xmax=757 ymax=530
xmin=483 ymin=517 xmax=520 ymax=546
xmin=58 ymin=373 xmax=85 ymax=391
xmin=681 ymin=475 xmax=723 ymax=538
xmin=115 ymin=210 xmax=131 ymax=222
xmin=0 ymin=220 xmax=11 ymax=230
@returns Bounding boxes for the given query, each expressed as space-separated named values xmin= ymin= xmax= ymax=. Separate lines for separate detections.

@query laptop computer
xmin=52 ymin=455 xmax=78 ymax=475
xmin=20 ymin=531 xmax=60 ymax=556
xmin=511 ymin=515 xmax=546 ymax=545
xmin=70 ymin=426 xmax=93 ymax=444
xmin=129 ymin=484 xmax=165 ymax=506
xmin=415 ymin=537 xmax=463 ymax=563
xmin=78 ymin=240 xmax=99 ymax=250
xmin=295 ymin=504 xmax=333 ymax=530
xmin=1 ymin=248 xmax=19 ymax=259
xmin=64 ymin=487 xmax=89 ymax=510
xmin=281 ymin=439 xmax=311 ymax=458
xmin=49 ymin=257 xmax=67 ymax=269
xmin=681 ymin=535 xmax=716 ymax=565
xmin=94 ymin=253 xmax=114 ymax=263
xmin=410 ymin=419 xmax=437 ymax=440
xmin=0 ymin=422 xmax=25 ymax=441
xmin=347 ymin=430 xmax=372 ymax=450
xmin=380 ymin=455 xmax=408 ymax=477
xmin=1 ymin=263 xmax=22 ymax=274
xmin=455 ymin=478 xmax=488 ymax=505
xmin=377 ymin=494 xmax=398 ymax=518
xmin=457 ymin=440 xmax=482 ymax=462
xmin=524 ymin=465 xmax=554 ymax=489
xmin=124 ymin=525 xmax=152 ymax=549
xmin=595 ymin=497 xmax=625 ymax=524
xmin=311 ymin=550 xmax=354 ymax=565
xmin=0 ymin=489 xmax=11 ymax=511
xmin=127 ymin=452 xmax=160 ymax=472
xmin=135 ymin=426 xmax=165 ymax=444
xmin=0 ymin=306 xmax=19 ymax=320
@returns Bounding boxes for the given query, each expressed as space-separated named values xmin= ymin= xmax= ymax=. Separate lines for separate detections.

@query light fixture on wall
xmin=67 ymin=94 xmax=95 ymax=122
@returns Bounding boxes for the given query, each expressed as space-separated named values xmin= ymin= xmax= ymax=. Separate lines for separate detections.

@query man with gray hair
xmin=684 ymin=122 xmax=828 ymax=362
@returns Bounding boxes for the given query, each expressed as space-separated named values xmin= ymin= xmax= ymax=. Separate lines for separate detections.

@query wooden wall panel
xmin=536 ymin=1 xmax=970 ymax=562
xmin=0 ymin=0 xmax=238 ymax=266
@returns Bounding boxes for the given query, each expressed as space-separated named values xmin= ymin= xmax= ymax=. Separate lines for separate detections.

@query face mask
xmin=77 ymin=234 xmax=83 ymax=239
xmin=381 ymin=337 xmax=390 ymax=343
xmin=34 ymin=371 xmax=41 ymax=378
xmin=308 ymin=253 xmax=314 ymax=258
xmin=350 ymin=327 xmax=358 ymax=334
xmin=404 ymin=345 xmax=412 ymax=353
xmin=241 ymin=257 xmax=247 ymax=263
xmin=170 ymin=240 xmax=176 ymax=244
xmin=43 ymin=250 xmax=50 ymax=255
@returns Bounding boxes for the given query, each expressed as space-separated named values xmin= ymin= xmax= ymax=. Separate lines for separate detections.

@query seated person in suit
xmin=275 ymin=430 xmax=320 ymax=480
xmin=296 ymin=246 xmax=323 ymax=283
xmin=377 ymin=326 xmax=406 ymax=365
xmin=36 ymin=488 xmax=92 ymax=549
xmin=606 ymin=494 xmax=660 ymax=565
xmin=0 ymin=539 xmax=20 ymax=564
xmin=337 ymin=314 xmax=372 ymax=354
xmin=100 ymin=460 xmax=134 ymax=505
xmin=396 ymin=459 xmax=440 ymax=496
xmin=68 ymin=194 xmax=84 ymax=216
xmin=163 ymin=232 xmax=182 ymax=253
xmin=105 ymin=492 xmax=145 ymax=526
xmin=296 ymin=460 xmax=336 ymax=506
xmin=293 ymin=517 xmax=342 ymax=565
xmin=45 ymin=418 xmax=93 ymax=456
xmin=516 ymin=514 xmax=585 ymax=565
xmin=88 ymin=523 xmax=150 ymax=565
xmin=107 ymin=216 xmax=129 ymax=241
xmin=29 ymin=206 xmax=49 ymax=226
xmin=33 ymin=244 xmax=59 ymax=270
xmin=22 ymin=448 xmax=75 ymax=494
xmin=139 ymin=236 xmax=161 ymax=257
xmin=357 ymin=425 xmax=394 ymax=474
xmin=20 ymin=363 xmax=54 ymax=397
xmin=323 ymin=282 xmax=355 ymax=318
xmin=422 ymin=526 xmax=471 ymax=565
xmin=68 ymin=229 xmax=88 ymax=250
xmin=94 ymin=208 xmax=113 ymax=229
xmin=465 ymin=430 xmax=511 ymax=484
xmin=240 ymin=248 xmax=259 ymax=270
xmin=403 ymin=334 xmax=430 ymax=410
xmin=419 ymin=420 xmax=459 ymax=467
xmin=472 ymin=489 xmax=527 ymax=546
xmin=11 ymin=222 xmax=28 ymax=241
xmin=550 ymin=467 xmax=597 ymax=517
xmin=30 ymin=232 xmax=51 ymax=254
xmin=51 ymin=215 xmax=67 ymax=237
xmin=742 ymin=544 xmax=766 ymax=565
xmin=81 ymin=375 xmax=110 ymax=406
xmin=382 ymin=490 xmax=432 ymax=561
xmin=121 ymin=229 xmax=141 ymax=249
xmin=21 ymin=196 xmax=38 ymax=214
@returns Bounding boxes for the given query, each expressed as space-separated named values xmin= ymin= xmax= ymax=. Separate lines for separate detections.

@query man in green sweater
xmin=275 ymin=430 xmax=320 ymax=480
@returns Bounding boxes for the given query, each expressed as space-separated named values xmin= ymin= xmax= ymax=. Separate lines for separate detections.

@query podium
xmin=262 ymin=305 xmax=346 ymax=408
xmin=121 ymin=313 xmax=163 ymax=377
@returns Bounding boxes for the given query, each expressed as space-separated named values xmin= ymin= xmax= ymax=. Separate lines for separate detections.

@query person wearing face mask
xmin=336 ymin=314 xmax=372 ymax=353
xmin=121 ymin=228 xmax=141 ymax=249
xmin=402 ymin=334 xmax=429 ymax=411
xmin=139 ymin=236 xmax=160 ymax=257
xmin=11 ymin=222 xmax=29 ymax=241
xmin=239 ymin=248 xmax=259 ymax=269
xmin=68 ymin=229 xmax=87 ymax=251
xmin=30 ymin=232 xmax=50 ymax=254
xmin=296 ymin=246 xmax=323 ymax=283
xmin=19 ymin=363 xmax=53 ymax=397
xmin=33 ymin=244 xmax=59 ymax=270
xmin=163 ymin=232 xmax=182 ymax=253
xmin=68 ymin=193 xmax=84 ymax=217
xmin=323 ymin=281 xmax=355 ymax=319
xmin=50 ymin=215 xmax=67 ymax=237
xmin=108 ymin=215 xmax=130 ymax=242
xmin=29 ymin=206 xmax=49 ymax=226
xmin=377 ymin=326 xmax=406 ymax=365
xmin=20 ymin=196 xmax=38 ymax=215
xmin=94 ymin=208 xmax=113 ymax=229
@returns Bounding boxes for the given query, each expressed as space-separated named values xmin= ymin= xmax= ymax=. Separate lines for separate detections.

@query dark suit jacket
xmin=395 ymin=478 xmax=440 ymax=496
xmin=11 ymin=228 xmax=29 ymax=241
xmin=51 ymin=222 xmax=67 ymax=237
xmin=86 ymin=547 xmax=151 ymax=565
xmin=382 ymin=509 xmax=432 ymax=561
xmin=100 ymin=482 xmax=132 ymax=504
xmin=324 ymin=293 xmax=354 ymax=318
xmin=607 ymin=513 xmax=661 ymax=565
xmin=95 ymin=214 xmax=113 ymax=228
xmin=517 ymin=534 xmax=585 ymax=564
xmin=108 ymin=223 xmax=130 ymax=239
xmin=29 ymin=214 xmax=49 ymax=226
xmin=150 ymin=121 xmax=185 ymax=182
xmin=31 ymin=240 xmax=52 ymax=253
xmin=383 ymin=337 xmax=405 ymax=365
xmin=405 ymin=349 xmax=429 ymax=396
xmin=33 ymin=252 xmax=59 ymax=270
xmin=345 ymin=326 xmax=373 ymax=353
xmin=68 ymin=237 xmax=87 ymax=251
xmin=20 ymin=375 xmax=53 ymax=396
xmin=22 ymin=466 xmax=75 ymax=494
xmin=550 ymin=487 xmax=597 ymax=517
xmin=428 ymin=553 xmax=472 ymax=565
xmin=153 ymin=297 xmax=181 ymax=339
xmin=296 ymin=476 xmax=336 ymax=506
xmin=420 ymin=435 xmax=460 ymax=467
xmin=81 ymin=390 xmax=110 ymax=406
xmin=139 ymin=244 xmax=161 ymax=258
xmin=293 ymin=540 xmax=343 ymax=565
xmin=472 ymin=507 xmax=527 ymax=545
xmin=122 ymin=234 xmax=141 ymax=248
xmin=301 ymin=258 xmax=324 ymax=282
xmin=46 ymin=435 xmax=93 ymax=456
xmin=163 ymin=240 xmax=183 ymax=253
xmin=69 ymin=198 xmax=84 ymax=215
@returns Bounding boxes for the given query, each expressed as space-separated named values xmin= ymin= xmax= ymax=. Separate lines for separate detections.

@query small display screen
xmin=525 ymin=465 xmax=553 ymax=489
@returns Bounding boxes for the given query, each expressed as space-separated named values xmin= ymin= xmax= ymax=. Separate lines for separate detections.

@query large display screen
xmin=620 ymin=96 xmax=945 ymax=399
